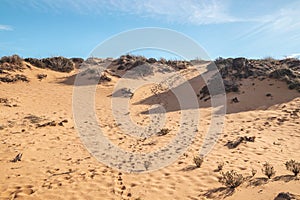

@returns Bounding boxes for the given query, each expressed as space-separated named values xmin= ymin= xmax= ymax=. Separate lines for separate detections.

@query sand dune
xmin=0 ymin=56 xmax=300 ymax=200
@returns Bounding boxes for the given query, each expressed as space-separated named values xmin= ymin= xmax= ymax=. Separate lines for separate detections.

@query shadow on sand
xmin=179 ymin=165 xmax=198 ymax=172
xmin=58 ymin=69 xmax=300 ymax=115
xmin=201 ymin=187 xmax=235 ymax=199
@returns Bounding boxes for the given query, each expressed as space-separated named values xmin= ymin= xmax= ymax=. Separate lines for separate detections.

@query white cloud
xmin=115 ymin=0 xmax=238 ymax=24
xmin=238 ymin=1 xmax=300 ymax=40
xmin=0 ymin=24 xmax=13 ymax=31
xmin=20 ymin=0 xmax=238 ymax=24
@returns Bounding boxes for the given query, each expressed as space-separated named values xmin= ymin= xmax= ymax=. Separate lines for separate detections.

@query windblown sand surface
xmin=0 ymin=60 xmax=300 ymax=200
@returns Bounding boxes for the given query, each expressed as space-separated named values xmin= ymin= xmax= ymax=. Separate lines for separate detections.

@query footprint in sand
xmin=0 ymin=185 xmax=34 ymax=199
xmin=113 ymin=172 xmax=132 ymax=199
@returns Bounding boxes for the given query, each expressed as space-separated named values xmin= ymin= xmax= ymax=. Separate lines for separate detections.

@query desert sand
xmin=0 ymin=56 xmax=300 ymax=200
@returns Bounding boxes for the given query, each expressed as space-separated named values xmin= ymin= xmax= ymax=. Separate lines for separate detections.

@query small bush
xmin=219 ymin=170 xmax=244 ymax=188
xmin=70 ymin=57 xmax=84 ymax=68
xmin=42 ymin=57 xmax=74 ymax=72
xmin=0 ymin=54 xmax=23 ymax=65
xmin=262 ymin=162 xmax=276 ymax=179
xmin=285 ymin=160 xmax=300 ymax=176
xmin=37 ymin=73 xmax=47 ymax=80
xmin=24 ymin=58 xmax=45 ymax=68
xmin=193 ymin=156 xmax=203 ymax=168
xmin=269 ymin=68 xmax=296 ymax=79
xmin=25 ymin=57 xmax=74 ymax=72
xmin=0 ymin=55 xmax=25 ymax=72
xmin=159 ymin=58 xmax=167 ymax=64
xmin=0 ymin=74 xmax=29 ymax=83
xmin=217 ymin=162 xmax=224 ymax=171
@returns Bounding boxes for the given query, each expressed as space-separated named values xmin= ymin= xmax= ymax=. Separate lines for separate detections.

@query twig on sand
xmin=10 ymin=153 xmax=22 ymax=162
xmin=51 ymin=169 xmax=75 ymax=177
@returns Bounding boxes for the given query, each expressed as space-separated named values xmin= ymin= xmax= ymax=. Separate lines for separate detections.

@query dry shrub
xmin=217 ymin=162 xmax=224 ymax=171
xmin=0 ymin=74 xmax=28 ymax=83
xmin=24 ymin=58 xmax=45 ymax=68
xmin=0 ymin=55 xmax=25 ymax=72
xmin=25 ymin=57 xmax=74 ymax=72
xmin=219 ymin=170 xmax=244 ymax=188
xmin=70 ymin=58 xmax=84 ymax=68
xmin=262 ymin=162 xmax=276 ymax=179
xmin=193 ymin=156 xmax=203 ymax=168
xmin=37 ymin=73 xmax=47 ymax=80
xmin=285 ymin=160 xmax=300 ymax=176
xmin=42 ymin=57 xmax=74 ymax=72
xmin=0 ymin=54 xmax=23 ymax=65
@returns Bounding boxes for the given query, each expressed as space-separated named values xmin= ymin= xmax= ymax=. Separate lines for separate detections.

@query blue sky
xmin=1 ymin=0 xmax=300 ymax=60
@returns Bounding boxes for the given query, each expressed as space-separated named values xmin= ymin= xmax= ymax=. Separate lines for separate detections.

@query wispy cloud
xmin=15 ymin=0 xmax=238 ymax=25
xmin=0 ymin=24 xmax=13 ymax=31
xmin=238 ymin=1 xmax=300 ymax=40
xmin=112 ymin=0 xmax=238 ymax=24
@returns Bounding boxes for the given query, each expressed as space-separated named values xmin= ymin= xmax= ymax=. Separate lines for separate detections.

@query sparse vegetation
xmin=269 ymin=68 xmax=296 ymax=79
xmin=0 ymin=98 xmax=9 ymax=104
xmin=251 ymin=168 xmax=257 ymax=177
xmin=225 ymin=136 xmax=255 ymax=149
xmin=217 ymin=162 xmax=224 ymax=171
xmin=0 ymin=55 xmax=25 ymax=73
xmin=0 ymin=74 xmax=29 ymax=83
xmin=193 ymin=155 xmax=203 ymax=168
xmin=99 ymin=73 xmax=111 ymax=83
xmin=157 ymin=128 xmax=171 ymax=136
xmin=269 ymin=66 xmax=300 ymax=92
xmin=24 ymin=115 xmax=43 ymax=124
xmin=25 ymin=57 xmax=74 ymax=72
xmin=287 ymin=78 xmax=300 ymax=92
xmin=285 ymin=160 xmax=300 ymax=176
xmin=0 ymin=54 xmax=23 ymax=65
xmin=274 ymin=192 xmax=300 ymax=200
xmin=262 ymin=162 xmax=276 ymax=179
xmin=218 ymin=170 xmax=244 ymax=188
xmin=37 ymin=73 xmax=47 ymax=80
xmin=24 ymin=58 xmax=45 ymax=68
xmin=199 ymin=57 xmax=300 ymax=100
xmin=70 ymin=57 xmax=84 ymax=68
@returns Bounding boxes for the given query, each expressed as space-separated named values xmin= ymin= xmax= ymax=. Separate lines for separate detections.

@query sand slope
xmin=0 ymin=63 xmax=300 ymax=200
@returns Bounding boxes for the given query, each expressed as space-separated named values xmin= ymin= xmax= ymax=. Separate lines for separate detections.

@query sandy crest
xmin=0 ymin=64 xmax=299 ymax=200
